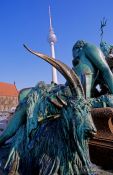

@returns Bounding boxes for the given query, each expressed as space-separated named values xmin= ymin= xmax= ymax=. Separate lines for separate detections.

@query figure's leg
xmin=73 ymin=71 xmax=93 ymax=98
xmin=85 ymin=44 xmax=113 ymax=94
xmin=84 ymin=73 xmax=93 ymax=98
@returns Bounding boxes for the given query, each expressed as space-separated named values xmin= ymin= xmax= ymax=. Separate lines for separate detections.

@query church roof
xmin=0 ymin=82 xmax=18 ymax=96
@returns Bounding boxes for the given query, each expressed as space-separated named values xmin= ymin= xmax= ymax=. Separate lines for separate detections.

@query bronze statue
xmin=0 ymin=45 xmax=97 ymax=175
xmin=0 ymin=41 xmax=113 ymax=174
xmin=72 ymin=40 xmax=113 ymax=97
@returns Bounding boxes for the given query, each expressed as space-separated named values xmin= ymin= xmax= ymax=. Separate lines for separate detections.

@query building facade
xmin=0 ymin=82 xmax=18 ymax=113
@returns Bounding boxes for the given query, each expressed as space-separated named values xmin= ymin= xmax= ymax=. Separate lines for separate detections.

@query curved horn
xmin=56 ymin=95 xmax=67 ymax=106
xmin=23 ymin=44 xmax=84 ymax=97
xmin=48 ymin=97 xmax=63 ymax=109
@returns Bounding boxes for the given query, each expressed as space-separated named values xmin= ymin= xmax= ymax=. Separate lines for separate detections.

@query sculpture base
xmin=90 ymin=107 xmax=113 ymax=171
xmin=89 ymin=138 xmax=113 ymax=170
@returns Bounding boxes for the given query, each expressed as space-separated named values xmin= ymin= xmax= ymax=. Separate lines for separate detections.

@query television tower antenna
xmin=48 ymin=5 xmax=58 ymax=84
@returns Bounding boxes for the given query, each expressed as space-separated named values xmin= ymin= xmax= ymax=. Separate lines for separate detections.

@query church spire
xmin=48 ymin=5 xmax=58 ymax=84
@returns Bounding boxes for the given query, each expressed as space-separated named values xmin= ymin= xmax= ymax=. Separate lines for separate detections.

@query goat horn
xmin=56 ymin=95 xmax=67 ymax=106
xmin=48 ymin=97 xmax=63 ymax=109
xmin=24 ymin=44 xmax=84 ymax=97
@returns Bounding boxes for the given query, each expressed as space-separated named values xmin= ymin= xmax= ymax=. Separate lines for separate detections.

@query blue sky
xmin=0 ymin=0 xmax=113 ymax=90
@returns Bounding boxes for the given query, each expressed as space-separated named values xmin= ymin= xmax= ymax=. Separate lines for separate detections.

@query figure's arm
xmin=0 ymin=102 xmax=26 ymax=145
xmin=84 ymin=43 xmax=108 ymax=69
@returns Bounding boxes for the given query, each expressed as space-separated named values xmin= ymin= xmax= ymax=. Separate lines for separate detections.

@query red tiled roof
xmin=0 ymin=82 xmax=18 ymax=96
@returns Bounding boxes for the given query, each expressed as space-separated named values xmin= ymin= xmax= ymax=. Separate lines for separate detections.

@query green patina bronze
xmin=0 ymin=41 xmax=113 ymax=175
xmin=72 ymin=40 xmax=113 ymax=97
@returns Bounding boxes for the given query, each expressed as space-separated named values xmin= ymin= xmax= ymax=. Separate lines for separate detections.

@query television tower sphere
xmin=48 ymin=28 xmax=57 ymax=44
xmin=48 ymin=5 xmax=57 ymax=44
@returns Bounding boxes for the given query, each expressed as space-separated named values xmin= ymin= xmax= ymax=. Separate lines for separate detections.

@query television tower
xmin=48 ymin=6 xmax=58 ymax=84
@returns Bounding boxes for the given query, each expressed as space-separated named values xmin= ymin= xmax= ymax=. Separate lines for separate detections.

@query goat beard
xmin=72 ymin=122 xmax=92 ymax=174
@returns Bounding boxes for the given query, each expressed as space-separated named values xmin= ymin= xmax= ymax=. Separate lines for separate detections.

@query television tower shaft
xmin=48 ymin=6 xmax=58 ymax=84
